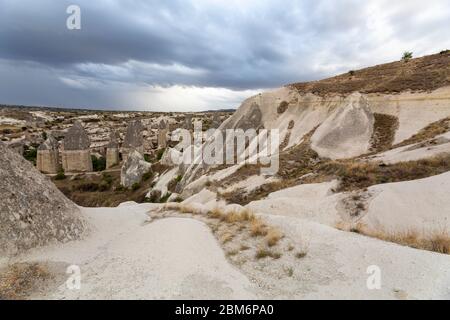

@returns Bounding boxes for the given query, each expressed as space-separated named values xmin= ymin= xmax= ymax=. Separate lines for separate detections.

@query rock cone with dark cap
xmin=106 ymin=131 xmax=120 ymax=169
xmin=0 ymin=142 xmax=86 ymax=257
xmin=123 ymin=120 xmax=144 ymax=149
xmin=36 ymin=134 xmax=60 ymax=174
xmin=62 ymin=121 xmax=92 ymax=172
xmin=64 ymin=121 xmax=90 ymax=151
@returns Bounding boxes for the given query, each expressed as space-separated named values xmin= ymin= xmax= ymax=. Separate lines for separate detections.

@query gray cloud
xmin=0 ymin=0 xmax=449 ymax=110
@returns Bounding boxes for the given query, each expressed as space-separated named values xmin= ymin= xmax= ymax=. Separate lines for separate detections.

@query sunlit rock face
xmin=120 ymin=150 xmax=152 ymax=188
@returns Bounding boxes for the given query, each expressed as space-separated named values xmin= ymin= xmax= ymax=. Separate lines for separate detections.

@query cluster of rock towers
xmin=35 ymin=115 xmax=194 ymax=174
xmin=36 ymin=115 xmax=192 ymax=174
xmin=36 ymin=121 xmax=94 ymax=174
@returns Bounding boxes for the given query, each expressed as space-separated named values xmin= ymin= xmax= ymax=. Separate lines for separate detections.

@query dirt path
xmin=13 ymin=205 xmax=257 ymax=299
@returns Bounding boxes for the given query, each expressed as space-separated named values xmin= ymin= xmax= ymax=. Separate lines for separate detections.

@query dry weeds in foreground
xmin=162 ymin=203 xmax=298 ymax=260
xmin=0 ymin=263 xmax=50 ymax=300
xmin=336 ymin=222 xmax=450 ymax=254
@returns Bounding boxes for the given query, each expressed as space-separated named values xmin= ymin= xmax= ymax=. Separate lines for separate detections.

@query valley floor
xmin=3 ymin=201 xmax=450 ymax=300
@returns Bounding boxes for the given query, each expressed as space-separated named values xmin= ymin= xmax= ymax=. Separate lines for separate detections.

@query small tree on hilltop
xmin=402 ymin=51 xmax=413 ymax=62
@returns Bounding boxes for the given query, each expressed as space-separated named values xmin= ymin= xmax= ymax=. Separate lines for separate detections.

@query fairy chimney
xmin=36 ymin=134 xmax=60 ymax=174
xmin=184 ymin=114 xmax=193 ymax=131
xmin=122 ymin=120 xmax=144 ymax=161
xmin=106 ymin=131 xmax=120 ymax=169
xmin=157 ymin=119 xmax=168 ymax=149
xmin=61 ymin=121 xmax=93 ymax=172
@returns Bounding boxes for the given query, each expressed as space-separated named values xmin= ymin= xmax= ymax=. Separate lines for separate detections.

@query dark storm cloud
xmin=0 ymin=0 xmax=449 ymax=110
xmin=0 ymin=0 xmax=339 ymax=89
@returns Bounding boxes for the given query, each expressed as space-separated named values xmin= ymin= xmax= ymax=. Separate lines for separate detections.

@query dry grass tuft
xmin=338 ymin=222 xmax=450 ymax=255
xmin=179 ymin=204 xmax=194 ymax=214
xmin=250 ymin=219 xmax=268 ymax=237
xmin=0 ymin=263 xmax=50 ymax=300
xmin=319 ymin=154 xmax=450 ymax=192
xmin=266 ymin=227 xmax=283 ymax=247
xmin=209 ymin=206 xmax=224 ymax=219
xmin=160 ymin=204 xmax=294 ymax=262
xmin=255 ymin=247 xmax=282 ymax=260
xmin=429 ymin=231 xmax=450 ymax=254
xmin=240 ymin=244 xmax=250 ymax=251
xmin=164 ymin=202 xmax=181 ymax=211
xmin=284 ymin=266 xmax=294 ymax=277
xmin=220 ymin=232 xmax=234 ymax=244
xmin=226 ymin=249 xmax=239 ymax=257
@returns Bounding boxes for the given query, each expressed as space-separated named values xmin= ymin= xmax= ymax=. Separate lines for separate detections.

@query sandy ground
xmin=263 ymin=214 xmax=450 ymax=299
xmin=246 ymin=181 xmax=342 ymax=226
xmin=8 ymin=204 xmax=256 ymax=300
xmin=367 ymin=132 xmax=450 ymax=164
xmin=361 ymin=171 xmax=450 ymax=233
xmin=2 ymin=197 xmax=449 ymax=300
xmin=4 ymin=173 xmax=450 ymax=300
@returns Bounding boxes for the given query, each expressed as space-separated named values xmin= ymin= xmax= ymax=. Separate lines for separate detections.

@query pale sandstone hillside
xmin=181 ymin=52 xmax=450 ymax=186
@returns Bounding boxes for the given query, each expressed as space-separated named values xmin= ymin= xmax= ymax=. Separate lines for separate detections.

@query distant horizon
xmin=1 ymin=0 xmax=450 ymax=111
xmin=0 ymin=102 xmax=237 ymax=114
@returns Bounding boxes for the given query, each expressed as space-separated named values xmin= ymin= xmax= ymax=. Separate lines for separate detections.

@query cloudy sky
xmin=1 ymin=0 xmax=450 ymax=111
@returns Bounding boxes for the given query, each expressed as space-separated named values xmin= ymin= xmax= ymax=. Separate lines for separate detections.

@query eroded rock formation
xmin=36 ymin=134 xmax=60 ymax=174
xmin=62 ymin=121 xmax=93 ymax=172
xmin=0 ymin=142 xmax=86 ymax=257
xmin=120 ymin=150 xmax=152 ymax=188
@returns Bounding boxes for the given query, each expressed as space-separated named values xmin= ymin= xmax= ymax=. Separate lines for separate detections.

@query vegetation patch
xmin=0 ymin=263 xmax=51 ymax=300
xmin=53 ymin=171 xmax=151 ymax=206
xmin=393 ymin=117 xmax=450 ymax=148
xmin=91 ymin=155 xmax=106 ymax=172
xmin=277 ymin=101 xmax=289 ymax=114
xmin=161 ymin=204 xmax=295 ymax=263
xmin=338 ymin=222 xmax=450 ymax=255
xmin=289 ymin=51 xmax=450 ymax=95
xmin=369 ymin=113 xmax=399 ymax=153
xmin=318 ymin=154 xmax=450 ymax=192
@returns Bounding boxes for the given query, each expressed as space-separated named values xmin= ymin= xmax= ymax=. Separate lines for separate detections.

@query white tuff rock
xmin=120 ymin=150 xmax=152 ymax=188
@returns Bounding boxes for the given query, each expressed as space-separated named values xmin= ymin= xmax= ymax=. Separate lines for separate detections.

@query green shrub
xmin=76 ymin=182 xmax=99 ymax=192
xmin=142 ymin=171 xmax=153 ymax=181
xmin=102 ymin=173 xmax=114 ymax=185
xmin=91 ymin=155 xmax=106 ymax=172
xmin=402 ymin=51 xmax=413 ymax=62
xmin=156 ymin=148 xmax=165 ymax=161
xmin=160 ymin=192 xmax=171 ymax=203
xmin=131 ymin=182 xmax=141 ymax=191
xmin=115 ymin=185 xmax=126 ymax=192
xmin=23 ymin=146 xmax=37 ymax=165
xmin=55 ymin=169 xmax=66 ymax=180
xmin=98 ymin=181 xmax=110 ymax=192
